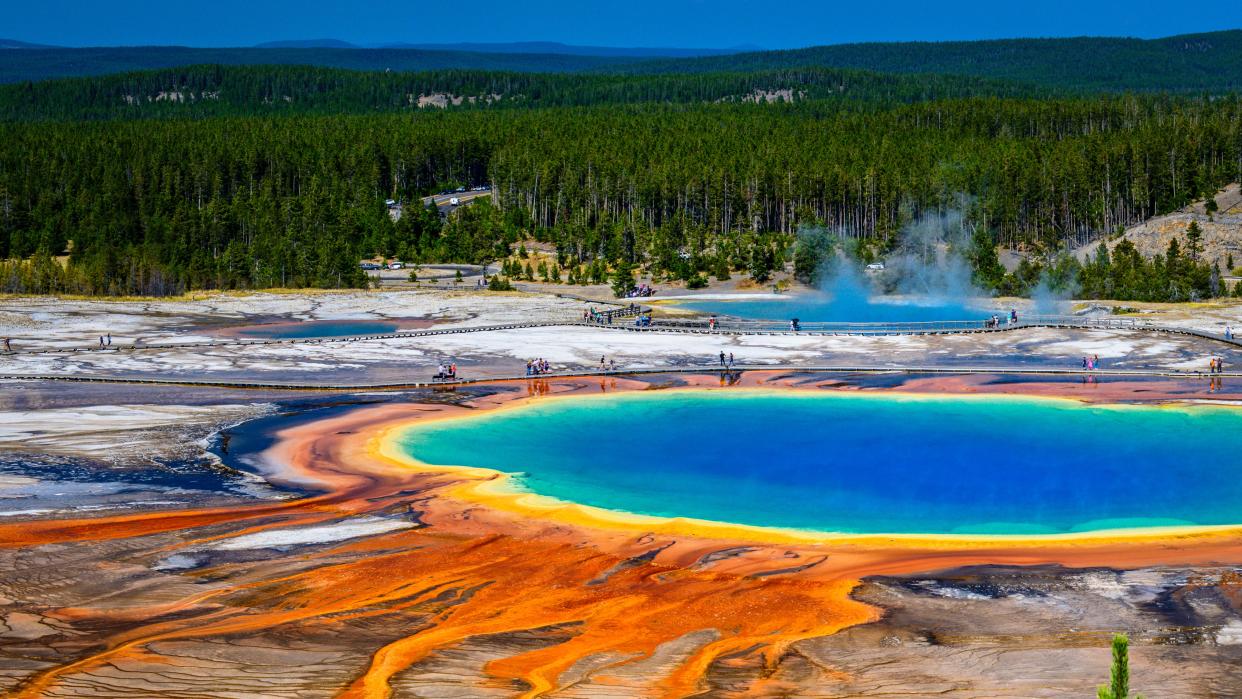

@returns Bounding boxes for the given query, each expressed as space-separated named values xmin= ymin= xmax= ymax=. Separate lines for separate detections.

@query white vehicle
xmin=866 ymin=262 xmax=886 ymax=271
xmin=449 ymin=197 xmax=460 ymax=206
xmin=388 ymin=262 xmax=403 ymax=270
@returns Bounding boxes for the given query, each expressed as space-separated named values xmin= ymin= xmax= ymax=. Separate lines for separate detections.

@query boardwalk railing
xmin=2 ymin=311 xmax=1237 ymax=357
xmin=642 ymin=314 xmax=1150 ymax=335
xmin=4 ymin=363 xmax=1239 ymax=392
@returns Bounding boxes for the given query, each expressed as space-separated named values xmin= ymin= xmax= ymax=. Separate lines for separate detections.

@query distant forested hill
xmin=619 ymin=31 xmax=1242 ymax=92
xmin=0 ymin=46 xmax=630 ymax=84
xmin=0 ymin=64 xmax=1050 ymax=120
xmin=5 ymin=30 xmax=1242 ymax=91
xmin=385 ymin=41 xmax=747 ymax=58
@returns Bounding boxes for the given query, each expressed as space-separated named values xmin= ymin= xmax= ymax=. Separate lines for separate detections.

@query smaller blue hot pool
xmin=666 ymin=294 xmax=997 ymax=323
xmin=229 ymin=320 xmax=401 ymax=339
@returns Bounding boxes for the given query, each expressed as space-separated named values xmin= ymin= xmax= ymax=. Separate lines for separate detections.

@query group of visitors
xmin=1081 ymin=354 xmax=1101 ymax=370
xmin=634 ymin=313 xmax=653 ymax=327
xmin=584 ymin=307 xmax=615 ymax=324
xmin=624 ymin=284 xmax=656 ymax=298
xmin=526 ymin=358 xmax=552 ymax=376
xmin=717 ymin=351 xmax=736 ymax=368
xmin=984 ymin=310 xmax=1019 ymax=328
xmin=585 ymin=303 xmax=644 ymax=325
xmin=789 ymin=318 xmax=801 ymax=332
xmin=599 ymin=355 xmax=617 ymax=370
xmin=1225 ymin=326 xmax=1234 ymax=341
xmin=434 ymin=361 xmax=457 ymax=379
xmin=98 ymin=333 xmax=112 ymax=349
xmin=1209 ymin=357 xmax=1227 ymax=374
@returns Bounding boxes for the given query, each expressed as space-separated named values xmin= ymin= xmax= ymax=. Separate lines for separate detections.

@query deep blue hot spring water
xmin=397 ymin=391 xmax=1242 ymax=536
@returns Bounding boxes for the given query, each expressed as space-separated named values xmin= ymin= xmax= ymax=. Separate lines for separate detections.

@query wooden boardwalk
xmin=2 ymin=314 xmax=1240 ymax=357
xmin=2 ymin=364 xmax=1237 ymax=392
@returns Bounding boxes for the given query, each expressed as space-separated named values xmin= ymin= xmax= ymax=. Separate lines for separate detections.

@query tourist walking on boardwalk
xmin=729 ymin=352 xmax=735 ymax=368
xmin=98 ymin=336 xmax=105 ymax=349
xmin=1093 ymin=354 xmax=1099 ymax=369
xmin=2 ymin=338 xmax=9 ymax=353
xmin=719 ymin=351 xmax=726 ymax=367
xmin=106 ymin=333 xmax=111 ymax=346
xmin=1226 ymin=326 xmax=1234 ymax=340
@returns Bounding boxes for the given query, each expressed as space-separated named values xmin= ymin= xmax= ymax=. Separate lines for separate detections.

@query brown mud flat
xmin=1 ymin=372 xmax=1241 ymax=697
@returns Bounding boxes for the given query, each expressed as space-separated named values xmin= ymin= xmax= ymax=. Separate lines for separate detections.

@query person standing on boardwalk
xmin=2 ymin=338 xmax=9 ymax=353
xmin=106 ymin=333 xmax=111 ymax=346
xmin=719 ymin=351 xmax=726 ymax=367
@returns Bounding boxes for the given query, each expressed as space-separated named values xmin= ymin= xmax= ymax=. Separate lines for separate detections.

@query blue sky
xmin=7 ymin=0 xmax=1239 ymax=49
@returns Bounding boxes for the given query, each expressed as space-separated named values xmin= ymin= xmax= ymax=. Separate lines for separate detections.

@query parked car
xmin=449 ymin=197 xmax=460 ymax=206
xmin=866 ymin=262 xmax=886 ymax=271
xmin=359 ymin=262 xmax=380 ymax=270
xmin=388 ymin=262 xmax=403 ymax=270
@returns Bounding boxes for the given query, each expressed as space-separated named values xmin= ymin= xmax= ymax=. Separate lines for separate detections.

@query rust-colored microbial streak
xmin=6 ymin=376 xmax=1242 ymax=698
xmin=339 ymin=544 xmax=875 ymax=699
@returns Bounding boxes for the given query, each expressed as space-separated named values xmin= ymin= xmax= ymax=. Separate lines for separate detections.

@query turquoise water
xmin=232 ymin=320 xmax=399 ymax=339
xmin=398 ymin=391 xmax=1242 ymax=535
xmin=672 ymin=294 xmax=993 ymax=323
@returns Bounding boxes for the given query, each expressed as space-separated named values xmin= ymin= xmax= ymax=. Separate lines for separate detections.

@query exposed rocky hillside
xmin=1076 ymin=183 xmax=1242 ymax=272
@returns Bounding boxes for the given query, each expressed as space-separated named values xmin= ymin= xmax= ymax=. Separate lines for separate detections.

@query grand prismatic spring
xmin=394 ymin=390 xmax=1242 ymax=536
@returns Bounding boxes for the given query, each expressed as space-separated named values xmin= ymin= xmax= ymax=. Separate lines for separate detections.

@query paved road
xmin=420 ymin=189 xmax=492 ymax=215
